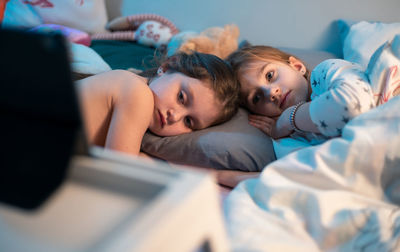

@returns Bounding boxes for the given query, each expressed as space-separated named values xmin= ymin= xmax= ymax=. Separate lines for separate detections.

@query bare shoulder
xmin=77 ymin=69 xmax=148 ymax=88
xmin=99 ymin=70 xmax=154 ymax=155
xmin=78 ymin=70 xmax=152 ymax=103
xmin=103 ymin=70 xmax=154 ymax=120
xmin=112 ymin=70 xmax=153 ymax=106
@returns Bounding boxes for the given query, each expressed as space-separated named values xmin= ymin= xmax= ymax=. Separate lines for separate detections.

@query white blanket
xmin=223 ymin=37 xmax=400 ymax=251
xmin=224 ymin=96 xmax=400 ymax=251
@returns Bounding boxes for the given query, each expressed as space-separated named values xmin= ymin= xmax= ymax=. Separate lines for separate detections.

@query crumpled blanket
xmin=223 ymin=36 xmax=400 ymax=252
xmin=224 ymin=95 xmax=400 ymax=251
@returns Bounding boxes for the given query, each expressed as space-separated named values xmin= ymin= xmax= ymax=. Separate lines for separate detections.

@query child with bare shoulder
xmin=76 ymin=52 xmax=240 ymax=156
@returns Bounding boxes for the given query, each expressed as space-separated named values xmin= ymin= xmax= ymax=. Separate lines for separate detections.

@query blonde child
xmin=77 ymin=52 xmax=240 ymax=157
xmin=227 ymin=45 xmax=377 ymax=143
xmin=217 ymin=45 xmax=379 ymax=188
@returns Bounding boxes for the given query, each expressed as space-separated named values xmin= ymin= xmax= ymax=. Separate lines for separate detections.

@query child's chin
xmin=148 ymin=128 xmax=170 ymax=137
xmin=148 ymin=128 xmax=162 ymax=136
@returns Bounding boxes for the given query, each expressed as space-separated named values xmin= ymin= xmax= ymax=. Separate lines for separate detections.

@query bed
xmin=88 ymin=20 xmax=400 ymax=251
xmin=2 ymin=2 xmax=400 ymax=251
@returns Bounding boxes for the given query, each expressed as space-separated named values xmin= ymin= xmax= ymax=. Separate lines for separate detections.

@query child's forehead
xmin=241 ymin=58 xmax=287 ymax=71
xmin=184 ymin=76 xmax=213 ymax=91
xmin=239 ymin=60 xmax=271 ymax=73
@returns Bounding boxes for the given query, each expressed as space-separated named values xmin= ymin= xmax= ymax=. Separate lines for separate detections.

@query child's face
xmin=148 ymin=72 xmax=221 ymax=136
xmin=239 ymin=58 xmax=309 ymax=117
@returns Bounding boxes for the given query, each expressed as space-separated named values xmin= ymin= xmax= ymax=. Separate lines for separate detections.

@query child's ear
xmin=288 ymin=56 xmax=306 ymax=75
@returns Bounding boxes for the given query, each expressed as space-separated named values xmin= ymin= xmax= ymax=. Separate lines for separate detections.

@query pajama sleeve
xmin=309 ymin=59 xmax=375 ymax=137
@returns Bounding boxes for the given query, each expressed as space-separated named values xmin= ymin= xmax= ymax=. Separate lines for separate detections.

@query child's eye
xmin=266 ymin=71 xmax=274 ymax=82
xmin=178 ymin=90 xmax=185 ymax=104
xmin=184 ymin=116 xmax=193 ymax=129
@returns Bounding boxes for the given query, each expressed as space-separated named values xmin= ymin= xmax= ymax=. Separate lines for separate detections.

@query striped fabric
xmin=91 ymin=31 xmax=135 ymax=41
xmin=127 ymin=14 xmax=178 ymax=35
xmin=91 ymin=14 xmax=178 ymax=41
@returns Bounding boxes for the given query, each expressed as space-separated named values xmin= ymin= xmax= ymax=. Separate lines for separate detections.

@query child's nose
xmin=167 ymin=109 xmax=184 ymax=124
xmin=268 ymin=86 xmax=281 ymax=102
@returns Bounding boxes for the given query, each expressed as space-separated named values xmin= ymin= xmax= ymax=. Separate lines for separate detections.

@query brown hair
xmin=227 ymin=45 xmax=311 ymax=95
xmin=142 ymin=52 xmax=240 ymax=126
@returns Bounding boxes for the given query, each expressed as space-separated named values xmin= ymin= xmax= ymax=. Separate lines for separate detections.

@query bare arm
xmin=77 ymin=70 xmax=153 ymax=156
xmin=105 ymin=73 xmax=154 ymax=156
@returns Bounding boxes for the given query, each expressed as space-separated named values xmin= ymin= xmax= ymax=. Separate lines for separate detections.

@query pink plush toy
xmin=91 ymin=14 xmax=179 ymax=48
xmin=30 ymin=24 xmax=91 ymax=46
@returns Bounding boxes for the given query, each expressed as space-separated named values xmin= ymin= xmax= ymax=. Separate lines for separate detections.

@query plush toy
xmin=167 ymin=24 xmax=240 ymax=59
xmin=91 ymin=14 xmax=179 ymax=48
xmin=30 ymin=24 xmax=91 ymax=46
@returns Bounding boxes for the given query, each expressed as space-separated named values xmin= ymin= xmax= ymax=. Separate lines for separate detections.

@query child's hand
xmin=273 ymin=106 xmax=295 ymax=138
xmin=248 ymin=114 xmax=277 ymax=137
xmin=249 ymin=106 xmax=296 ymax=139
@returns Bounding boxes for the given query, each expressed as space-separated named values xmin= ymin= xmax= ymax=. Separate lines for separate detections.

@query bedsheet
xmin=224 ymin=95 xmax=400 ymax=251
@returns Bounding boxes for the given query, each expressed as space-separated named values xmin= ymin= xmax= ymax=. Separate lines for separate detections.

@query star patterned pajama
xmin=303 ymin=59 xmax=376 ymax=142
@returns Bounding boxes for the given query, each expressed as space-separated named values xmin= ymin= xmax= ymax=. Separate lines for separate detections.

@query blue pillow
xmin=337 ymin=19 xmax=357 ymax=47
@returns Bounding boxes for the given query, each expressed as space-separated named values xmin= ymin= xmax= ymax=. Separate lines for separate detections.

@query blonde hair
xmin=227 ymin=45 xmax=311 ymax=83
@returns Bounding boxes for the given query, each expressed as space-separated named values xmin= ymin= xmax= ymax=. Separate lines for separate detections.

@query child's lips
xmin=280 ymin=91 xmax=291 ymax=109
xmin=158 ymin=110 xmax=166 ymax=128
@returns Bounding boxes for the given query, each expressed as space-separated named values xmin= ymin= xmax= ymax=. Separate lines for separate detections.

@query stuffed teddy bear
xmin=91 ymin=14 xmax=179 ymax=48
xmin=167 ymin=24 xmax=240 ymax=59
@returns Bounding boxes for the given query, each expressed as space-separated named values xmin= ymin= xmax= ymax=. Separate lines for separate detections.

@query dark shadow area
xmin=0 ymin=29 xmax=82 ymax=210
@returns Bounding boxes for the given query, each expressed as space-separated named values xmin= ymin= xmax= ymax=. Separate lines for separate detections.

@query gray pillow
xmin=141 ymin=108 xmax=276 ymax=172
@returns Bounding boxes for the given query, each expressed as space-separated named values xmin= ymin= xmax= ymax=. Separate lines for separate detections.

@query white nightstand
xmin=0 ymin=151 xmax=229 ymax=252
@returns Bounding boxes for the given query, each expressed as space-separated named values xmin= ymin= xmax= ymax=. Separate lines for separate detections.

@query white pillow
xmin=340 ymin=20 xmax=400 ymax=69
xmin=2 ymin=0 xmax=107 ymax=34
xmin=366 ymin=34 xmax=400 ymax=105
xmin=69 ymin=42 xmax=111 ymax=75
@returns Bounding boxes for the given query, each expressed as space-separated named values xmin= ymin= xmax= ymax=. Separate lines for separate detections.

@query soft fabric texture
xmin=69 ymin=42 xmax=111 ymax=75
xmin=0 ymin=0 xmax=8 ymax=22
xmin=167 ymin=24 xmax=240 ymax=59
xmin=223 ymin=38 xmax=400 ymax=250
xmin=30 ymin=24 xmax=91 ymax=46
xmin=92 ymin=14 xmax=178 ymax=47
xmin=92 ymin=14 xmax=178 ymax=48
xmin=105 ymin=14 xmax=179 ymax=34
xmin=309 ymin=59 xmax=374 ymax=137
xmin=366 ymin=34 xmax=400 ymax=105
xmin=2 ymin=0 xmax=107 ymax=34
xmin=337 ymin=19 xmax=357 ymax=45
xmin=338 ymin=20 xmax=400 ymax=69
xmin=277 ymin=59 xmax=375 ymax=146
xmin=141 ymin=108 xmax=276 ymax=171
xmin=135 ymin=20 xmax=175 ymax=48
xmin=89 ymin=40 xmax=157 ymax=71
xmin=274 ymin=35 xmax=400 ymax=159
xmin=224 ymin=96 xmax=400 ymax=251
